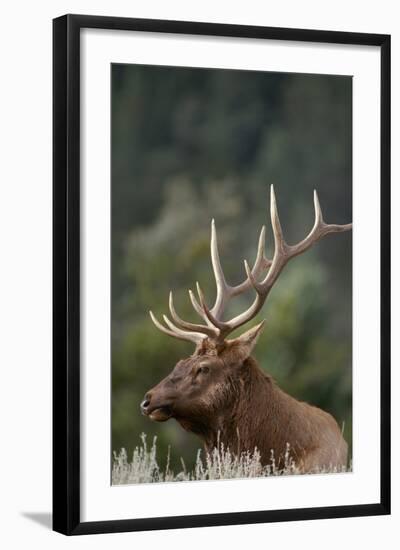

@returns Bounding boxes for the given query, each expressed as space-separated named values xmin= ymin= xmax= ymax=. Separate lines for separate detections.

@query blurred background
xmin=111 ymin=64 xmax=352 ymax=473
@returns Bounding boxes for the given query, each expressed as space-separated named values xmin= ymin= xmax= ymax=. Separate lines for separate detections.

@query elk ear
xmin=229 ymin=320 xmax=266 ymax=360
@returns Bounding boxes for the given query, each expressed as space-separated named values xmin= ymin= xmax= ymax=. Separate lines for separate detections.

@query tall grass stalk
xmin=112 ymin=434 xmax=349 ymax=485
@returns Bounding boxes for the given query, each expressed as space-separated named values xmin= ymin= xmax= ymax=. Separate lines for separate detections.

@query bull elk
xmin=141 ymin=186 xmax=351 ymax=473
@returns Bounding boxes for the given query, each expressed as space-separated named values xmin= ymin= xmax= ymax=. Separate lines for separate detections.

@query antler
xmin=149 ymin=185 xmax=352 ymax=345
xmin=149 ymin=310 xmax=208 ymax=345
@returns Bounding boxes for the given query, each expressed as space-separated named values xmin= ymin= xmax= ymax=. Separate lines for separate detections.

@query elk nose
xmin=140 ymin=394 xmax=151 ymax=415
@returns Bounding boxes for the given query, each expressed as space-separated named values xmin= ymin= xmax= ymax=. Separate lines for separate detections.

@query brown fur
xmin=142 ymin=331 xmax=348 ymax=473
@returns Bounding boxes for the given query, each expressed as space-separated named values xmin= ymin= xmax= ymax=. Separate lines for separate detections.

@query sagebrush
xmin=112 ymin=434 xmax=349 ymax=485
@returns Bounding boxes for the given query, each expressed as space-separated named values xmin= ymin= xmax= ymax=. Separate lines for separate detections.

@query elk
xmin=141 ymin=186 xmax=351 ymax=473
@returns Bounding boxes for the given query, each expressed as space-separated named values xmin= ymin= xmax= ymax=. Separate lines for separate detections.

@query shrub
xmin=112 ymin=433 xmax=348 ymax=485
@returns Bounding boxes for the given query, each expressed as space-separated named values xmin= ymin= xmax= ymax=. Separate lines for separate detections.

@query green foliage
xmin=111 ymin=65 xmax=352 ymax=471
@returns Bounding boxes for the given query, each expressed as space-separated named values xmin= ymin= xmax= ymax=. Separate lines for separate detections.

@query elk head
xmin=141 ymin=186 xmax=352 ymax=433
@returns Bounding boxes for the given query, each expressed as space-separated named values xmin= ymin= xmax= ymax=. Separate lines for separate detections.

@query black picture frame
xmin=53 ymin=14 xmax=391 ymax=536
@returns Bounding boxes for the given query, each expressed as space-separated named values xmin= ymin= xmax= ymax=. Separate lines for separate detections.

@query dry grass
xmin=112 ymin=434 xmax=349 ymax=485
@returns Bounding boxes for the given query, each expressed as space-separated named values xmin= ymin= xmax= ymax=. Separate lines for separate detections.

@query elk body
xmin=141 ymin=186 xmax=351 ymax=473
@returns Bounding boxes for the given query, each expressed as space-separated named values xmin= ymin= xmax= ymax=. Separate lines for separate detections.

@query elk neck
xmin=198 ymin=356 xmax=280 ymax=457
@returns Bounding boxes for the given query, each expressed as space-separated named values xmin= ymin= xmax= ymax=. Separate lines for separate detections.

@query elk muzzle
xmin=140 ymin=391 xmax=173 ymax=422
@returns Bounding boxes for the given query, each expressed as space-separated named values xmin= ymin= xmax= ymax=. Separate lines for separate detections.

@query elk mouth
xmin=147 ymin=405 xmax=173 ymax=422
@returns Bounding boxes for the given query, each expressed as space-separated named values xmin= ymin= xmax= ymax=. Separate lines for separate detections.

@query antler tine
xmin=208 ymin=220 xmax=272 ymax=320
xmin=220 ymin=186 xmax=352 ymax=335
xmin=163 ymin=314 xmax=209 ymax=343
xmin=270 ymin=184 xmax=286 ymax=252
xmin=313 ymin=189 xmax=323 ymax=225
xmin=149 ymin=311 xmax=206 ymax=344
xmin=188 ymin=289 xmax=215 ymax=328
xmin=196 ymin=281 xmax=229 ymax=335
xmin=285 ymin=189 xmax=353 ymax=259
xmin=168 ymin=291 xmax=218 ymax=339
xmin=210 ymin=219 xmax=229 ymax=319
xmin=230 ymin=225 xmax=273 ymax=295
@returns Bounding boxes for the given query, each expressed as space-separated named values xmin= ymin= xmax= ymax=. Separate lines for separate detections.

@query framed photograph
xmin=53 ymin=14 xmax=390 ymax=535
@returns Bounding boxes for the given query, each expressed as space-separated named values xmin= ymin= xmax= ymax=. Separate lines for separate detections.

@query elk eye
xmin=197 ymin=365 xmax=210 ymax=375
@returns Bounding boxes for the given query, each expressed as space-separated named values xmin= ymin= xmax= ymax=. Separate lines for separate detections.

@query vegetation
xmin=111 ymin=65 xmax=352 ymax=473
xmin=112 ymin=434 xmax=349 ymax=485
